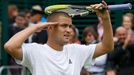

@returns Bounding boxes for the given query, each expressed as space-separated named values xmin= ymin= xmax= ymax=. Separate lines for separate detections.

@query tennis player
xmin=4 ymin=1 xmax=114 ymax=75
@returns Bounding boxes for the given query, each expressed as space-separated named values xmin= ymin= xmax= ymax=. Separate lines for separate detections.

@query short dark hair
xmin=46 ymin=12 xmax=71 ymax=22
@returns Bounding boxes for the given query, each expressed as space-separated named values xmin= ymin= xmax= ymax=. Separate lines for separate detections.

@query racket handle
xmin=87 ymin=3 xmax=132 ymax=12
xmin=107 ymin=3 xmax=132 ymax=10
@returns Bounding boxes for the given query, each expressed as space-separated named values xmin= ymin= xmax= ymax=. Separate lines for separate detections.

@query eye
xmin=62 ymin=24 xmax=68 ymax=28
xmin=69 ymin=25 xmax=73 ymax=28
xmin=60 ymin=24 xmax=69 ymax=28
xmin=59 ymin=23 xmax=73 ymax=29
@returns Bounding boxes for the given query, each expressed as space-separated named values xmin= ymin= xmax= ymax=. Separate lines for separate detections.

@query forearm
xmin=92 ymin=1 xmax=114 ymax=58
xmin=102 ymin=15 xmax=114 ymax=50
xmin=5 ymin=25 xmax=38 ymax=49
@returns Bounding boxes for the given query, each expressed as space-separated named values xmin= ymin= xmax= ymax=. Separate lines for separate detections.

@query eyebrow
xmin=58 ymin=23 xmax=73 ymax=26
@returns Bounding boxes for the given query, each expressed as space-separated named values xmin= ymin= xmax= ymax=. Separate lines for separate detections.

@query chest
xmin=32 ymin=51 xmax=77 ymax=75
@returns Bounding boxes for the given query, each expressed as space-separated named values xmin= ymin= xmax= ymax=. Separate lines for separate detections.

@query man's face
xmin=116 ymin=28 xmax=127 ymax=43
xmin=15 ymin=16 xmax=26 ymax=26
xmin=51 ymin=16 xmax=72 ymax=45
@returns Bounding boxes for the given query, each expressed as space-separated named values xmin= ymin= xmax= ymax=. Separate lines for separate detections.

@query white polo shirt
xmin=16 ymin=43 xmax=96 ymax=75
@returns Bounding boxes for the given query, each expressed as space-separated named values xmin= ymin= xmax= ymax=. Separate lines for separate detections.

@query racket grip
xmin=107 ymin=3 xmax=132 ymax=10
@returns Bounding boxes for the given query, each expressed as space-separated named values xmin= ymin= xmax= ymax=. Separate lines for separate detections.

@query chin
xmin=64 ymin=41 xmax=69 ymax=44
xmin=62 ymin=38 xmax=70 ymax=44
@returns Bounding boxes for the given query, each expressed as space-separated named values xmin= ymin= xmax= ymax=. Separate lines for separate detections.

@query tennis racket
xmin=45 ymin=3 xmax=132 ymax=17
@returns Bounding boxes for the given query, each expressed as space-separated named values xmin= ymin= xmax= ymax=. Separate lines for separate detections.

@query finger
xmin=36 ymin=22 xmax=58 ymax=29
xmin=102 ymin=0 xmax=107 ymax=6
xmin=102 ymin=0 xmax=109 ymax=10
xmin=44 ymin=22 xmax=59 ymax=26
xmin=42 ymin=22 xmax=58 ymax=30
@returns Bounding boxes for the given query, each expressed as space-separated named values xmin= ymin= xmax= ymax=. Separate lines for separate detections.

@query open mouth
xmin=64 ymin=34 xmax=70 ymax=39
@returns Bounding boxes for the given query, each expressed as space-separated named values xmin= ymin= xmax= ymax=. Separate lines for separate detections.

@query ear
xmin=47 ymin=25 xmax=54 ymax=31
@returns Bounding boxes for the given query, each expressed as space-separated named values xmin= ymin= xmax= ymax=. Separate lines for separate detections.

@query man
xmin=4 ymin=1 xmax=114 ymax=75
xmin=106 ymin=26 xmax=134 ymax=75
xmin=9 ymin=12 xmax=28 ymax=39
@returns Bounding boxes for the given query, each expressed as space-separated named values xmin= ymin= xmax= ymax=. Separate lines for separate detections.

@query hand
xmin=123 ymin=32 xmax=131 ymax=48
xmin=113 ymin=37 xmax=118 ymax=42
xmin=33 ymin=22 xmax=58 ymax=32
xmin=90 ymin=1 xmax=110 ymax=19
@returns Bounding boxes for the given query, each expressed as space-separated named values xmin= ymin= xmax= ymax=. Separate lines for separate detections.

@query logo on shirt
xmin=69 ymin=59 xmax=72 ymax=64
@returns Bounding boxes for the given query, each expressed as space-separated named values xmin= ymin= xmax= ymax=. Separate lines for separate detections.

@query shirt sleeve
xmin=15 ymin=43 xmax=36 ymax=69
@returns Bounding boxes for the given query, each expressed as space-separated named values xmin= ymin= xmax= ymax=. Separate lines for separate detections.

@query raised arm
xmin=4 ymin=22 xmax=58 ymax=60
xmin=92 ymin=1 xmax=114 ymax=58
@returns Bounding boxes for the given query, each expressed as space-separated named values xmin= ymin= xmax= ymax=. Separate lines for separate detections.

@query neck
xmin=46 ymin=40 xmax=63 ymax=51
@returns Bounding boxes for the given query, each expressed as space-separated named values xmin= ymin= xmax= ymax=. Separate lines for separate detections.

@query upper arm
xmin=4 ymin=44 xmax=23 ymax=60
xmin=93 ymin=42 xmax=109 ymax=58
xmin=12 ymin=48 xmax=23 ymax=60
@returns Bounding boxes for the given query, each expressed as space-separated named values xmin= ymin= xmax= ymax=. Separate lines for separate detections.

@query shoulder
xmin=64 ymin=44 xmax=96 ymax=52
xmin=22 ymin=43 xmax=45 ymax=51
xmin=65 ymin=43 xmax=92 ymax=46
xmin=22 ymin=43 xmax=44 ymax=47
xmin=64 ymin=44 xmax=96 ymax=48
xmin=21 ymin=43 xmax=48 ymax=57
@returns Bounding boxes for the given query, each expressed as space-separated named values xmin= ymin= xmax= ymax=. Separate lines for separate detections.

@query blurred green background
xmin=0 ymin=0 xmax=134 ymax=65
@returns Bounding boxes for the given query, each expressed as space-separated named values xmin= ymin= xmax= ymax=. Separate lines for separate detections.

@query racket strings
xmin=55 ymin=8 xmax=89 ymax=17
